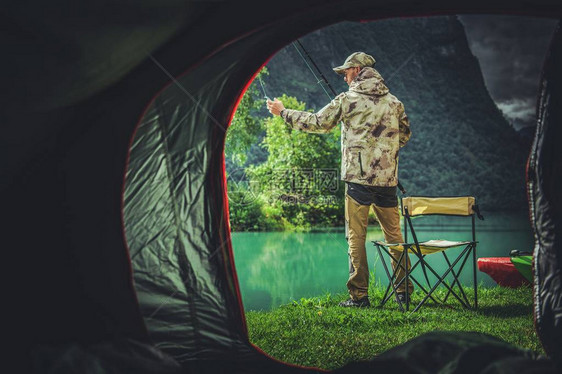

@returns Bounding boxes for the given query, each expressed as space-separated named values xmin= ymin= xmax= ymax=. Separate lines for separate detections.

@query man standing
xmin=267 ymin=52 xmax=412 ymax=307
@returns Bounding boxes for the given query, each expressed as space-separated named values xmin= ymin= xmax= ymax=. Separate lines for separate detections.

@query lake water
xmin=231 ymin=212 xmax=534 ymax=311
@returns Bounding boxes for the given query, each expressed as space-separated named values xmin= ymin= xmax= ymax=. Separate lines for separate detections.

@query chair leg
xmin=377 ymin=246 xmax=441 ymax=311
xmin=442 ymin=250 xmax=472 ymax=307
xmin=378 ymin=241 xmax=478 ymax=312
xmin=376 ymin=246 xmax=394 ymax=305
xmin=411 ymin=247 xmax=473 ymax=312
xmin=441 ymin=244 xmax=477 ymax=309
xmin=377 ymin=245 xmax=405 ymax=312
xmin=391 ymin=257 xmax=443 ymax=305
xmin=380 ymin=246 xmax=444 ymax=307
xmin=473 ymin=244 xmax=478 ymax=309
xmin=405 ymin=250 xmax=409 ymax=311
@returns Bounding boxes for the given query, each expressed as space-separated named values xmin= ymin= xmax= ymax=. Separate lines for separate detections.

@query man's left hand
xmin=267 ymin=98 xmax=285 ymax=116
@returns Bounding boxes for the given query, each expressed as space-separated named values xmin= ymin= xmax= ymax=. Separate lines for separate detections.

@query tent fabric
xmin=332 ymin=331 xmax=557 ymax=374
xmin=123 ymin=58 xmax=254 ymax=361
xmin=2 ymin=1 xmax=562 ymax=372
xmin=31 ymin=332 xmax=559 ymax=374
xmin=32 ymin=339 xmax=183 ymax=374
xmin=528 ymin=20 xmax=562 ymax=364
xmin=401 ymin=196 xmax=476 ymax=216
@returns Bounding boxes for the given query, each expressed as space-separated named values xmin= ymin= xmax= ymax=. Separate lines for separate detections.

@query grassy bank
xmin=246 ymin=286 xmax=541 ymax=370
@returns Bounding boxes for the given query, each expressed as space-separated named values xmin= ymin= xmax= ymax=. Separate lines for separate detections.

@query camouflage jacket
xmin=281 ymin=67 xmax=411 ymax=187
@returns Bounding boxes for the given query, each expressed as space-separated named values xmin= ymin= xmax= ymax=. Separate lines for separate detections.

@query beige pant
xmin=345 ymin=194 xmax=413 ymax=300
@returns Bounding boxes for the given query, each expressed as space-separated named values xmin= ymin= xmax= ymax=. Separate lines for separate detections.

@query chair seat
xmin=374 ymin=239 xmax=474 ymax=255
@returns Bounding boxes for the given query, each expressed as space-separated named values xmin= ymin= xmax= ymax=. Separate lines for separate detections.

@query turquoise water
xmin=231 ymin=212 xmax=534 ymax=311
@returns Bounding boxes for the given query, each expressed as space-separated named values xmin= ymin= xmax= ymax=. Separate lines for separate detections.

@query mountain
xmin=257 ymin=16 xmax=528 ymax=211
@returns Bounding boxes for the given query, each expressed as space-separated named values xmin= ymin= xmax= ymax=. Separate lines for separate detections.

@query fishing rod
xmin=292 ymin=40 xmax=337 ymax=100
xmin=257 ymin=74 xmax=271 ymax=101
xmin=258 ymin=39 xmax=336 ymax=102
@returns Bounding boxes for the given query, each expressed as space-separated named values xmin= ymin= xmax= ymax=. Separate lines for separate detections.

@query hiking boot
xmin=339 ymin=297 xmax=370 ymax=308
xmin=395 ymin=292 xmax=410 ymax=305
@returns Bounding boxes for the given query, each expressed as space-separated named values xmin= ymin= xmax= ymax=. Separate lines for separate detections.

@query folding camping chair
xmin=373 ymin=196 xmax=484 ymax=312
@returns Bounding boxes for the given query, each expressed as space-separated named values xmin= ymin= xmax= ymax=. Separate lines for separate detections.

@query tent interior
xmin=4 ymin=2 xmax=561 ymax=373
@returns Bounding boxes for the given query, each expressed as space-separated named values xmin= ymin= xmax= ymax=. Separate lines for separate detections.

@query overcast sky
xmin=458 ymin=15 xmax=558 ymax=131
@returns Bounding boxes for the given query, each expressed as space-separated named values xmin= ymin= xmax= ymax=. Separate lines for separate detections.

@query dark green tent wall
xmin=3 ymin=1 xmax=561 ymax=372
xmin=529 ymin=20 xmax=562 ymax=364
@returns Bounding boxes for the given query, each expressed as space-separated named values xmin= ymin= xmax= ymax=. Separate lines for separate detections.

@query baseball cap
xmin=333 ymin=52 xmax=376 ymax=74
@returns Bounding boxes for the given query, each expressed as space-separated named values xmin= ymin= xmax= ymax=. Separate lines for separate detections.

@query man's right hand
xmin=267 ymin=98 xmax=285 ymax=116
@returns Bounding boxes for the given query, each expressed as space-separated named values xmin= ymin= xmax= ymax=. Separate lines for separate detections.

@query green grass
xmin=245 ymin=285 xmax=541 ymax=370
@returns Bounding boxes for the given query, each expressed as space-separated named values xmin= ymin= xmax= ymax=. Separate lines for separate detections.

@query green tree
xmin=248 ymin=94 xmax=345 ymax=229
xmin=251 ymin=94 xmax=340 ymax=191
xmin=225 ymin=67 xmax=269 ymax=167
